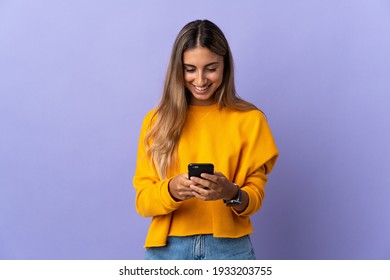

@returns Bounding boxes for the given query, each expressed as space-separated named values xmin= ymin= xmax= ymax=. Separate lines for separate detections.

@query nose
xmin=195 ymin=71 xmax=207 ymax=86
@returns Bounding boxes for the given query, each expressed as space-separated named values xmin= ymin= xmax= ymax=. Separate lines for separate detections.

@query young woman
xmin=133 ymin=19 xmax=279 ymax=260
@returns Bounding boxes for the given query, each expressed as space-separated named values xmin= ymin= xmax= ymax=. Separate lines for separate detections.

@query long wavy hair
xmin=145 ymin=19 xmax=258 ymax=178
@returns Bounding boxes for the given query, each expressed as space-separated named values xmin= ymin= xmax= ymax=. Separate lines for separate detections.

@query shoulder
xmin=222 ymin=108 xmax=273 ymax=138
xmin=243 ymin=109 xmax=266 ymax=119
xmin=223 ymin=108 xmax=267 ymax=123
xmin=144 ymin=108 xmax=157 ymax=121
xmin=140 ymin=108 xmax=157 ymax=129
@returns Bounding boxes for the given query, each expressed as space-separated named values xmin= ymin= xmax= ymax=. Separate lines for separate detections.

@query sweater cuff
xmin=160 ymin=177 xmax=183 ymax=210
xmin=231 ymin=187 xmax=258 ymax=216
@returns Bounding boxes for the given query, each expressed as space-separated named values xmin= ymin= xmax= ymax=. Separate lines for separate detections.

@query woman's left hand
xmin=189 ymin=171 xmax=238 ymax=201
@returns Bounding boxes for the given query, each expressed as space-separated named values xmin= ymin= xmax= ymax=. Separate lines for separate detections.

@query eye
xmin=185 ymin=68 xmax=196 ymax=73
xmin=206 ymin=68 xmax=216 ymax=72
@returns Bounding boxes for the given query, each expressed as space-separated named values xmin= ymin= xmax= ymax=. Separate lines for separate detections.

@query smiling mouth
xmin=193 ymin=84 xmax=211 ymax=93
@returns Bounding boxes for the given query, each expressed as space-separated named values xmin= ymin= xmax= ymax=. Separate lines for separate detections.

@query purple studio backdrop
xmin=1 ymin=0 xmax=389 ymax=260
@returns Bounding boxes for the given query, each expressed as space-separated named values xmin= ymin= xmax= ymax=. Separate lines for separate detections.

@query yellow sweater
xmin=133 ymin=104 xmax=278 ymax=247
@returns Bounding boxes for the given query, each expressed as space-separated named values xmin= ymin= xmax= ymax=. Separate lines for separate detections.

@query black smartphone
xmin=188 ymin=163 xmax=214 ymax=179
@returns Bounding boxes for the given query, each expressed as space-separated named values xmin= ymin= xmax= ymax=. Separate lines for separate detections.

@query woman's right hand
xmin=168 ymin=173 xmax=196 ymax=201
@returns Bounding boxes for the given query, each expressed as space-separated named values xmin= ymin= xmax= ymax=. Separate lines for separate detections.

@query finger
xmin=192 ymin=191 xmax=206 ymax=201
xmin=189 ymin=176 xmax=210 ymax=186
xmin=175 ymin=182 xmax=195 ymax=194
xmin=176 ymin=190 xmax=195 ymax=200
xmin=213 ymin=172 xmax=229 ymax=183
xmin=181 ymin=176 xmax=197 ymax=187
xmin=190 ymin=185 xmax=212 ymax=201
xmin=200 ymin=173 xmax=219 ymax=182
xmin=205 ymin=171 xmax=229 ymax=187
xmin=191 ymin=175 xmax=218 ymax=186
xmin=190 ymin=180 xmax=213 ymax=191
xmin=190 ymin=185 xmax=209 ymax=196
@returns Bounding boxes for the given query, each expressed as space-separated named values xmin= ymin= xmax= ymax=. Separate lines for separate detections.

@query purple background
xmin=1 ymin=0 xmax=389 ymax=259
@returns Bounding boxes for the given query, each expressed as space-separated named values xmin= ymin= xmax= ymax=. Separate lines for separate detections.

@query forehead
xmin=183 ymin=47 xmax=223 ymax=65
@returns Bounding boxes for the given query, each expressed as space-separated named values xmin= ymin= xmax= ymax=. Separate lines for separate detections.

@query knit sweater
xmin=133 ymin=104 xmax=279 ymax=247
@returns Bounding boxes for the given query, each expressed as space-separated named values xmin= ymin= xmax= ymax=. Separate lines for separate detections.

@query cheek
xmin=210 ymin=72 xmax=224 ymax=84
xmin=184 ymin=73 xmax=194 ymax=83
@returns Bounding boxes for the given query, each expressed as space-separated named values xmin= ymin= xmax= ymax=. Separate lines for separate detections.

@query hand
xmin=168 ymin=173 xmax=197 ymax=201
xmin=189 ymin=171 xmax=238 ymax=201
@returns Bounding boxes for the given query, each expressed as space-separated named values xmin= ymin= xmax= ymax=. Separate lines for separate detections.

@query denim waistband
xmin=144 ymin=234 xmax=256 ymax=260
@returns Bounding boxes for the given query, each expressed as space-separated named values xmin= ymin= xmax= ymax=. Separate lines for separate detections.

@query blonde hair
xmin=145 ymin=20 xmax=258 ymax=178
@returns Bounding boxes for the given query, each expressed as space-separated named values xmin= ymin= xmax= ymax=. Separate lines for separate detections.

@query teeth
xmin=195 ymin=85 xmax=209 ymax=91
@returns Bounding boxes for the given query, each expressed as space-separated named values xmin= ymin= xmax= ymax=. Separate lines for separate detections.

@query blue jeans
xmin=144 ymin=235 xmax=256 ymax=260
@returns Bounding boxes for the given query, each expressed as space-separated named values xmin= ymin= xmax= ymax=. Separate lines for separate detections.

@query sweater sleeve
xmin=133 ymin=111 xmax=182 ymax=217
xmin=233 ymin=111 xmax=279 ymax=217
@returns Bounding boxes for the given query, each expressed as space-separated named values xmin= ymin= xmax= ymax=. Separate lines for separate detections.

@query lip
xmin=192 ymin=84 xmax=211 ymax=94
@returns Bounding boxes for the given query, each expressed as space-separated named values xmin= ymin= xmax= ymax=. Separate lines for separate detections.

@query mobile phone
xmin=188 ymin=163 xmax=214 ymax=179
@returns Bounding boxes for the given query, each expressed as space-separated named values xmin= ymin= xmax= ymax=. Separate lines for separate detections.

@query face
xmin=183 ymin=47 xmax=224 ymax=106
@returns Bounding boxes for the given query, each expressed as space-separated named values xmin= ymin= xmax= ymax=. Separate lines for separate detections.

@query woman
xmin=133 ymin=19 xmax=278 ymax=260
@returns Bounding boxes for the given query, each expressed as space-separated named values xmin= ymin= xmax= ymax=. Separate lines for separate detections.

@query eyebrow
xmin=183 ymin=62 xmax=220 ymax=68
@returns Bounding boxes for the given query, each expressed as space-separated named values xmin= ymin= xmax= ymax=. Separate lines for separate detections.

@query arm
xmin=133 ymin=111 xmax=196 ymax=217
xmin=234 ymin=111 xmax=278 ymax=216
xmin=132 ymin=111 xmax=179 ymax=217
